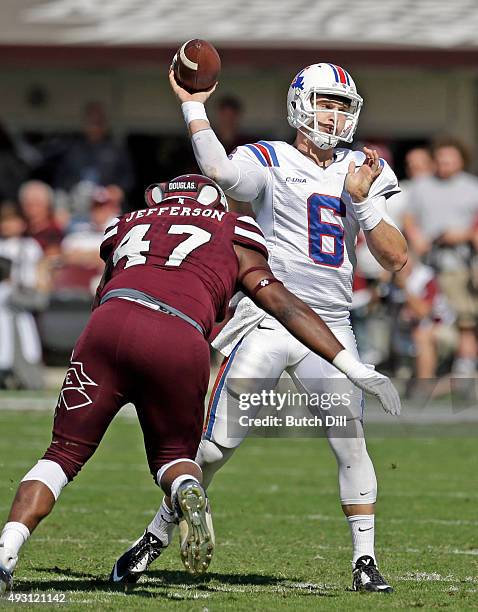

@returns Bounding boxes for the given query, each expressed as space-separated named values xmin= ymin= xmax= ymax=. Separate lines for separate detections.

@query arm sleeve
xmin=99 ymin=216 xmax=121 ymax=263
xmin=191 ymin=129 xmax=267 ymax=201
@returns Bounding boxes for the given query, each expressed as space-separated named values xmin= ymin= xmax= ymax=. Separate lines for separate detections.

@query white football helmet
xmin=287 ymin=63 xmax=363 ymax=150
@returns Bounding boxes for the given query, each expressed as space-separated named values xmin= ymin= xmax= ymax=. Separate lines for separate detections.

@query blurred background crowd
xmin=1 ymin=1 xmax=478 ymax=395
xmin=1 ymin=98 xmax=478 ymax=396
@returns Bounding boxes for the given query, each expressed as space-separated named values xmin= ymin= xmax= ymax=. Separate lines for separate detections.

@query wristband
xmin=352 ymin=197 xmax=383 ymax=231
xmin=182 ymin=101 xmax=208 ymax=125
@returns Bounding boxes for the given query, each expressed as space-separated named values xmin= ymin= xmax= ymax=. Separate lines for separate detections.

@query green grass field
xmin=0 ymin=405 xmax=477 ymax=610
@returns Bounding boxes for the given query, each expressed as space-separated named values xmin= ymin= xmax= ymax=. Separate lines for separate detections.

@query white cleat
xmin=0 ymin=544 xmax=17 ymax=593
xmin=174 ymin=480 xmax=215 ymax=575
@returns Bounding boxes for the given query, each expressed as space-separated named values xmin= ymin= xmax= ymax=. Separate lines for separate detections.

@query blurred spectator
xmin=391 ymin=257 xmax=456 ymax=385
xmin=0 ymin=123 xmax=29 ymax=202
xmin=404 ymin=146 xmax=435 ymax=180
xmin=0 ymin=203 xmax=49 ymax=293
xmin=54 ymin=102 xmax=134 ymax=215
xmin=58 ymin=186 xmax=122 ymax=295
xmin=404 ymin=137 xmax=478 ymax=375
xmin=0 ymin=207 xmax=47 ymax=389
xmin=213 ymin=95 xmax=249 ymax=152
xmin=18 ymin=180 xmax=64 ymax=256
xmin=388 ymin=146 xmax=435 ymax=230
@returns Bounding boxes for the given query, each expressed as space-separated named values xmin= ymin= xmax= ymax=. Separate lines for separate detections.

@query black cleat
xmin=110 ymin=530 xmax=164 ymax=587
xmin=0 ymin=544 xmax=16 ymax=594
xmin=0 ymin=566 xmax=13 ymax=594
xmin=352 ymin=555 xmax=393 ymax=593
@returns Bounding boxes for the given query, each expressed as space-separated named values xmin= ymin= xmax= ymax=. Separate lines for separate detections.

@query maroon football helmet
xmin=145 ymin=174 xmax=228 ymax=211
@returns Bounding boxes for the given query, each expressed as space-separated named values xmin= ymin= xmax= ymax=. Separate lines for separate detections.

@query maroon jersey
xmin=98 ymin=199 xmax=268 ymax=337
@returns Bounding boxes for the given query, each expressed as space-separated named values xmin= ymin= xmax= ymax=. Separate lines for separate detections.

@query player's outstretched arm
xmin=169 ymin=70 xmax=266 ymax=201
xmin=235 ymin=245 xmax=401 ymax=416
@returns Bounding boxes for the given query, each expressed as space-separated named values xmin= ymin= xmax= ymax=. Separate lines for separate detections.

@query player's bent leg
xmin=113 ymin=324 xmax=288 ymax=585
xmin=1 ymin=432 xmax=115 ymax=593
xmin=119 ymin=425 xmax=237 ymax=582
xmin=159 ymin=461 xmax=214 ymax=576
xmin=203 ymin=328 xmax=289 ymax=480
xmin=110 ymin=458 xmax=214 ymax=585
xmin=1 ymin=302 xmax=129 ymax=592
xmin=158 ymin=460 xmax=214 ymax=576
xmin=0 ymin=459 xmax=69 ymax=593
xmin=113 ymin=438 xmax=231 ymax=586
xmin=112 ymin=317 xmax=214 ymax=584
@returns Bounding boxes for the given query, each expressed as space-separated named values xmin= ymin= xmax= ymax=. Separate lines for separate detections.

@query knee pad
xmin=21 ymin=460 xmax=68 ymax=500
xmin=195 ymin=439 xmax=227 ymax=467
xmin=327 ymin=430 xmax=377 ymax=505
xmin=195 ymin=439 xmax=235 ymax=489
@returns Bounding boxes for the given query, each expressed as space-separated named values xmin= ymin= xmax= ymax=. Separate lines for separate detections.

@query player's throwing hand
xmin=345 ymin=147 xmax=383 ymax=202
xmin=169 ymin=69 xmax=217 ymax=105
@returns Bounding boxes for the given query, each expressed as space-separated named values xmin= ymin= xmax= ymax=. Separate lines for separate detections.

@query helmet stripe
xmin=334 ymin=65 xmax=348 ymax=85
xmin=327 ymin=63 xmax=340 ymax=83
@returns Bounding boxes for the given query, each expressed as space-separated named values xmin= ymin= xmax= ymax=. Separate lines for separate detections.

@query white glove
xmin=332 ymin=350 xmax=401 ymax=416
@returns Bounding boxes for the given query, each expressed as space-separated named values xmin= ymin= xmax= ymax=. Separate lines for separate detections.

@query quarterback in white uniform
xmin=113 ymin=63 xmax=407 ymax=592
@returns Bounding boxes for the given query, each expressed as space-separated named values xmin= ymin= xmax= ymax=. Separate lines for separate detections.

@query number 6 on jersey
xmin=308 ymin=194 xmax=346 ymax=268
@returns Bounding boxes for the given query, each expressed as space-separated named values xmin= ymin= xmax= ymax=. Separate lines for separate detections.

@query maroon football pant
xmin=43 ymin=299 xmax=210 ymax=482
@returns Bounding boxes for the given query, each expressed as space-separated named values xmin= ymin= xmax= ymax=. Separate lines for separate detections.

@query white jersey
xmin=232 ymin=142 xmax=398 ymax=315
xmin=192 ymin=130 xmax=400 ymax=355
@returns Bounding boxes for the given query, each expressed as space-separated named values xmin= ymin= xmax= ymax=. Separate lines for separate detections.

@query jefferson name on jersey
xmin=124 ymin=205 xmax=226 ymax=223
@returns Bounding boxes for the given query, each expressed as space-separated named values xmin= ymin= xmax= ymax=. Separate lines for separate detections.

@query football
xmin=172 ymin=39 xmax=221 ymax=93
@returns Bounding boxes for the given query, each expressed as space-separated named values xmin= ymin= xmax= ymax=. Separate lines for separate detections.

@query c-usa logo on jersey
xmin=286 ymin=177 xmax=307 ymax=184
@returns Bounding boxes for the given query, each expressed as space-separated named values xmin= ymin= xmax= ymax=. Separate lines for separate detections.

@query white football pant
xmin=198 ymin=317 xmax=377 ymax=505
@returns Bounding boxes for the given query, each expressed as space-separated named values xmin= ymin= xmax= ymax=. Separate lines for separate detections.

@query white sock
xmin=0 ymin=522 xmax=30 ymax=559
xmin=347 ymin=514 xmax=375 ymax=565
xmin=147 ymin=499 xmax=176 ymax=547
